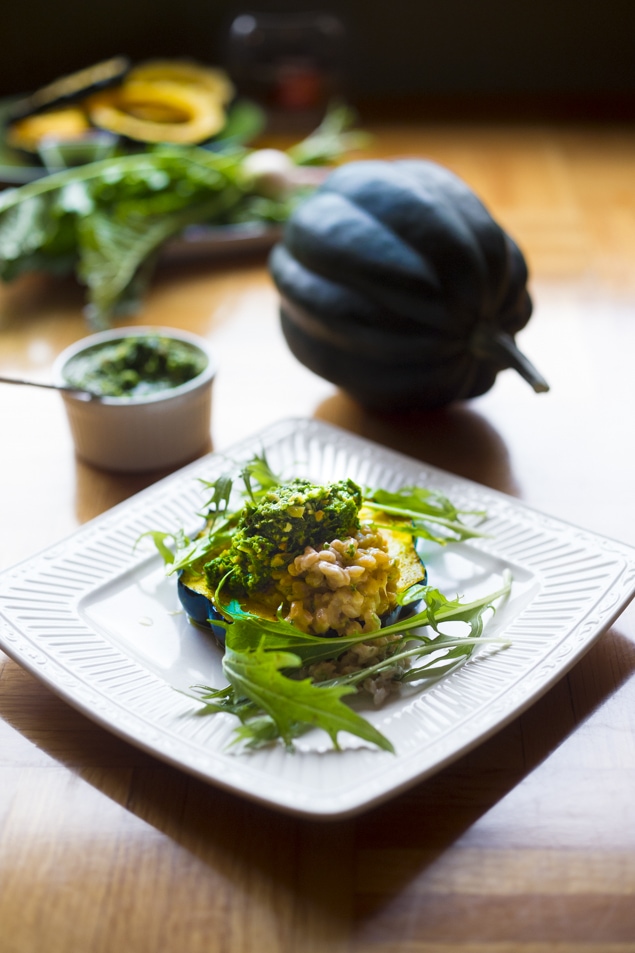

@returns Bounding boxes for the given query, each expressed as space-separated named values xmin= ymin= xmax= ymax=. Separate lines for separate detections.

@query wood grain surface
xmin=1 ymin=122 xmax=635 ymax=953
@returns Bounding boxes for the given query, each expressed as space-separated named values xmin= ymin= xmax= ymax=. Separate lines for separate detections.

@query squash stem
xmin=473 ymin=328 xmax=549 ymax=393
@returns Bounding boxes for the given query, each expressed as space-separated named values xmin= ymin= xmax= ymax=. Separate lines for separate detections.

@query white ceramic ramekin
xmin=52 ymin=326 xmax=216 ymax=472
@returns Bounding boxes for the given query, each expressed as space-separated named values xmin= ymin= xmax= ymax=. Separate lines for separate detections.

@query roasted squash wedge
xmin=127 ymin=59 xmax=234 ymax=105
xmin=5 ymin=57 xmax=235 ymax=152
xmin=6 ymin=107 xmax=91 ymax=152
xmin=86 ymin=79 xmax=226 ymax=144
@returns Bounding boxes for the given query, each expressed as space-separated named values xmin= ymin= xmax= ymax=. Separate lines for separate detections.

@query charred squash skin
xmin=6 ymin=57 xmax=129 ymax=153
xmin=8 ymin=56 xmax=130 ymax=121
xmin=269 ymin=158 xmax=549 ymax=411
xmin=177 ymin=512 xmax=427 ymax=642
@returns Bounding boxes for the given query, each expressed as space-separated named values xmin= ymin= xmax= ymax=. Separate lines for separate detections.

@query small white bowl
xmin=52 ymin=326 xmax=216 ymax=472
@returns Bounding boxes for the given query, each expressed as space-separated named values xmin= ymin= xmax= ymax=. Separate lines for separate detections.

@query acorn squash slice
xmin=6 ymin=107 xmax=91 ymax=153
xmin=87 ymin=80 xmax=226 ymax=144
xmin=127 ymin=59 xmax=234 ymax=105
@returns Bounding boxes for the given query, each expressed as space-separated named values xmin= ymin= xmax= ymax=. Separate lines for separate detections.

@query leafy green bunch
xmin=0 ymin=148 xmax=243 ymax=324
xmin=0 ymin=105 xmax=367 ymax=327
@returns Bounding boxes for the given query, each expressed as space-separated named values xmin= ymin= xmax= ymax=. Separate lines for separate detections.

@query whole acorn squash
xmin=269 ymin=158 xmax=548 ymax=410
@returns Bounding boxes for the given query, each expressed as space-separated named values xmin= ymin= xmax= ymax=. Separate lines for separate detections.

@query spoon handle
xmin=0 ymin=375 xmax=60 ymax=390
xmin=0 ymin=375 xmax=95 ymax=398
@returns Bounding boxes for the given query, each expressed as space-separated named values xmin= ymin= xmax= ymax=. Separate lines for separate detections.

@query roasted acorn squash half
xmin=177 ymin=509 xmax=427 ymax=643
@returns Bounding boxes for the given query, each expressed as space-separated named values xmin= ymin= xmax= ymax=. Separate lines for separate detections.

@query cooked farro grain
xmin=270 ymin=521 xmax=399 ymax=637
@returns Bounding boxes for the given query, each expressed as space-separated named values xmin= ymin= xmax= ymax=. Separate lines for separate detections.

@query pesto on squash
xmin=204 ymin=477 xmax=363 ymax=597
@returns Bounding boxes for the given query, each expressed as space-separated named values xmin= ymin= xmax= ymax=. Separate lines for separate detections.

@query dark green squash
xmin=269 ymin=158 xmax=548 ymax=410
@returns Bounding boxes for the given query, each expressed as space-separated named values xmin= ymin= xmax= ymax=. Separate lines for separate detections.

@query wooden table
xmin=1 ymin=123 xmax=635 ymax=952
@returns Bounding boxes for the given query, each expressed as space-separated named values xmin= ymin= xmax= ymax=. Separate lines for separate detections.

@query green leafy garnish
xmin=0 ymin=105 xmax=366 ymax=327
xmin=239 ymin=452 xmax=282 ymax=501
xmin=287 ymin=103 xmax=371 ymax=166
xmin=0 ymin=148 xmax=245 ymax=326
xmin=220 ymin=644 xmax=394 ymax=752
xmin=363 ymin=484 xmax=486 ymax=545
xmin=142 ymin=455 xmax=512 ymax=754
xmin=187 ymin=571 xmax=511 ymax=752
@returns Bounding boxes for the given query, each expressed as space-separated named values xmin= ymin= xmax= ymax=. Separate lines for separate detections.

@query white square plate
xmin=1 ymin=418 xmax=634 ymax=818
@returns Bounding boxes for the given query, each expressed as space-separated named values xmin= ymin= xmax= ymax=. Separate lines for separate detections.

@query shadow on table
xmin=71 ymin=437 xmax=214 ymax=524
xmin=66 ymin=387 xmax=511 ymax=524
xmin=314 ymin=393 xmax=521 ymax=497
xmin=1 ymin=622 xmax=634 ymax=937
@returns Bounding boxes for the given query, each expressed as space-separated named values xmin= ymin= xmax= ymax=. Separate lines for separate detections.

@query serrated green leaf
xmin=199 ymin=473 xmax=234 ymax=517
xmin=364 ymin=485 xmax=486 ymax=545
xmin=0 ymin=190 xmax=77 ymax=280
xmin=222 ymin=644 xmax=394 ymax=752
xmin=240 ymin=451 xmax=281 ymax=501
xmin=229 ymin=715 xmax=289 ymax=749
xmin=135 ymin=529 xmax=180 ymax=565
xmin=77 ymin=196 xmax=225 ymax=328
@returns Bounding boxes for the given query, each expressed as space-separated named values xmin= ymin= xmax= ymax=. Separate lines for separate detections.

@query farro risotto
xmin=148 ymin=454 xmax=511 ymax=753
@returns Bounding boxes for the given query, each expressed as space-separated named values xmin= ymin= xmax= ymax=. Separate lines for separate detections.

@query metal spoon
xmin=0 ymin=374 xmax=100 ymax=401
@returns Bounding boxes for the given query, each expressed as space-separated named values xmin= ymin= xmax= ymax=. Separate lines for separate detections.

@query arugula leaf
xmin=399 ymin=642 xmax=489 ymax=684
xmin=0 ymin=104 xmax=367 ymax=326
xmin=384 ymin=570 xmax=512 ymax=637
xmin=187 ymin=683 xmax=261 ymax=720
xmin=187 ymin=572 xmax=511 ymax=752
xmin=320 ymin=633 xmax=510 ymax=692
xmin=139 ymin=516 xmax=239 ymax=575
xmin=147 ymin=457 xmax=280 ymax=574
xmin=199 ymin=473 xmax=234 ymax=519
xmin=77 ymin=198 xmax=221 ymax=326
xmin=230 ymin=716 xmax=294 ymax=750
xmin=200 ymin=563 xmax=511 ymax=669
xmin=368 ymin=485 xmax=474 ymax=522
xmin=135 ymin=529 xmax=181 ymax=566
xmin=78 ymin=155 xmax=243 ymax=326
xmin=0 ymin=149 xmax=248 ymax=326
xmin=239 ymin=452 xmax=281 ymax=501
xmin=287 ymin=103 xmax=371 ymax=166
xmin=0 ymin=190 xmax=77 ymax=280
xmin=364 ymin=485 xmax=486 ymax=545
xmin=222 ymin=644 xmax=394 ymax=752
xmin=218 ymin=604 xmax=358 ymax=663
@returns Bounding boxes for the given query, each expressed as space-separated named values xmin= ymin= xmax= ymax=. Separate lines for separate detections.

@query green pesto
xmin=63 ymin=334 xmax=207 ymax=397
xmin=205 ymin=477 xmax=363 ymax=597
